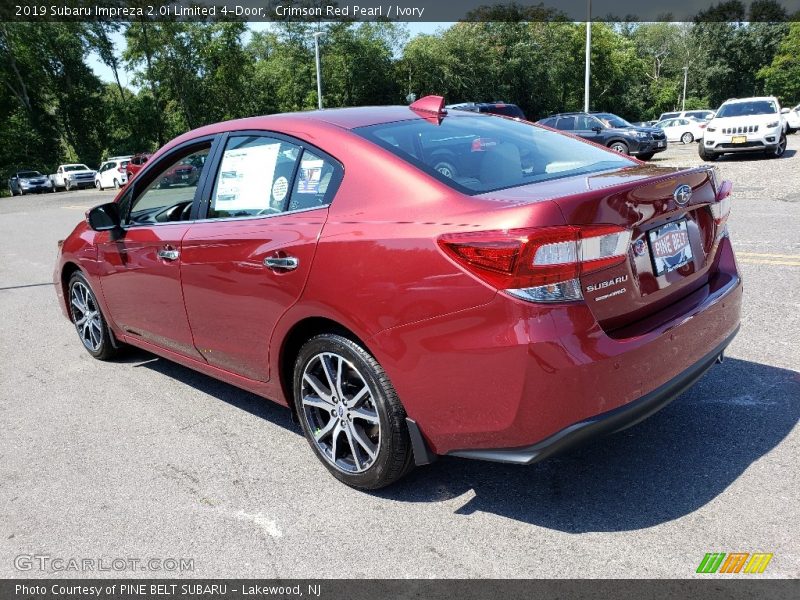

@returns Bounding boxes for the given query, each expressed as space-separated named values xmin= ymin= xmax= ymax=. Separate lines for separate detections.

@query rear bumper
xmin=371 ymin=237 xmax=742 ymax=457
xmin=448 ymin=325 xmax=737 ymax=464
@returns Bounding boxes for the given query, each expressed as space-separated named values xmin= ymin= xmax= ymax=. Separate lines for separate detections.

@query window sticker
xmin=272 ymin=176 xmax=289 ymax=203
xmin=298 ymin=159 xmax=324 ymax=194
xmin=214 ymin=142 xmax=280 ymax=212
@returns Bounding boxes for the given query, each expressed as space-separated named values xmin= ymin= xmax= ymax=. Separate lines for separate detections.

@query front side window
xmin=125 ymin=145 xmax=211 ymax=225
xmin=354 ymin=114 xmax=634 ymax=194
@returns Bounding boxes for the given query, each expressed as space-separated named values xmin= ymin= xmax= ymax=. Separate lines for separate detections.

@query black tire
xmin=18 ymin=186 xmax=24 ymax=196
xmin=433 ymin=160 xmax=458 ymax=180
xmin=609 ymin=141 xmax=629 ymax=154
xmin=96 ymin=180 xmax=103 ymax=191
xmin=637 ymin=152 xmax=655 ymax=161
xmin=67 ymin=272 xmax=121 ymax=361
xmin=681 ymin=132 xmax=694 ymax=144
xmin=767 ymin=134 xmax=787 ymax=159
xmin=9 ymin=186 xmax=17 ymax=196
xmin=294 ymin=333 xmax=414 ymax=489
xmin=698 ymin=144 xmax=718 ymax=161
xmin=65 ymin=180 xmax=71 ymax=192
xmin=113 ymin=178 xmax=120 ymax=189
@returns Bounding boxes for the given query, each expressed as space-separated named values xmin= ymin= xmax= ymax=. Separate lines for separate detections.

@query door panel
xmin=97 ymin=225 xmax=200 ymax=358
xmin=96 ymin=142 xmax=215 ymax=359
xmin=180 ymin=213 xmax=327 ymax=380
xmin=179 ymin=135 xmax=342 ymax=382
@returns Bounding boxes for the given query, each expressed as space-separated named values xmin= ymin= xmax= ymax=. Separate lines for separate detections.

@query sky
xmin=86 ymin=22 xmax=452 ymax=88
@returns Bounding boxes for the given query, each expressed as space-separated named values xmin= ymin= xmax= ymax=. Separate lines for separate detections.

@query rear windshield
xmin=353 ymin=115 xmax=633 ymax=194
xmin=716 ymin=101 xmax=777 ymax=118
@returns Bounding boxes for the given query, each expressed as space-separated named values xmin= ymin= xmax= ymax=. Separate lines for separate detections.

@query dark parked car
xmin=8 ymin=170 xmax=53 ymax=195
xmin=447 ymin=101 xmax=526 ymax=120
xmin=126 ymin=152 xmax=152 ymax=180
xmin=537 ymin=112 xmax=667 ymax=160
xmin=55 ymin=96 xmax=740 ymax=489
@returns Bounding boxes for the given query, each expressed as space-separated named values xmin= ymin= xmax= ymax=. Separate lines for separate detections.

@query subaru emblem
xmin=674 ymin=184 xmax=692 ymax=206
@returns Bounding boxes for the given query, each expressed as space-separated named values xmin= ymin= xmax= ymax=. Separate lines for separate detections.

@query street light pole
xmin=584 ymin=0 xmax=591 ymax=112
xmin=681 ymin=66 xmax=689 ymax=112
xmin=313 ymin=31 xmax=324 ymax=110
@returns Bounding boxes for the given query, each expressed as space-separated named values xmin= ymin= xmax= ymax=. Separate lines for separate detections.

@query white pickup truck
xmin=49 ymin=164 xmax=97 ymax=191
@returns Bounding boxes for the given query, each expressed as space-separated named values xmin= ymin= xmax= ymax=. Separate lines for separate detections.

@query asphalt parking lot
xmin=1 ymin=139 xmax=798 ymax=579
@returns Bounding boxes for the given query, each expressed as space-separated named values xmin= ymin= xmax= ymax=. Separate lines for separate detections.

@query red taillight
xmin=438 ymin=225 xmax=631 ymax=302
xmin=699 ymin=123 xmax=707 ymax=129
xmin=711 ymin=179 xmax=733 ymax=238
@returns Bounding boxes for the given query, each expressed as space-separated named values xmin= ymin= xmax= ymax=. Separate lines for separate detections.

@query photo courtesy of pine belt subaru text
xmin=54 ymin=96 xmax=742 ymax=489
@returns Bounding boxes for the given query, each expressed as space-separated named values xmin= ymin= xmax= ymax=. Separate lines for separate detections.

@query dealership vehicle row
xmin=8 ymin=97 xmax=798 ymax=197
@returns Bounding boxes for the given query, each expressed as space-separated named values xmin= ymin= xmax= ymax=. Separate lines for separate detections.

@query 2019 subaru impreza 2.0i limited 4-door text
xmin=54 ymin=96 xmax=742 ymax=489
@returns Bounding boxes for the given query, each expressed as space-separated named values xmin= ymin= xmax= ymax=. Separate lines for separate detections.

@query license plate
xmin=648 ymin=220 xmax=693 ymax=276
xmin=731 ymin=135 xmax=747 ymax=144
xmin=181 ymin=174 xmax=188 ymax=180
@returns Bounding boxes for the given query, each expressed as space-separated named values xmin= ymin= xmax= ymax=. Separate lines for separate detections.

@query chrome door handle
xmin=263 ymin=256 xmax=299 ymax=271
xmin=158 ymin=248 xmax=180 ymax=261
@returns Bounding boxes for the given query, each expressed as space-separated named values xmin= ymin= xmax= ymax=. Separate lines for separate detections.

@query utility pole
xmin=681 ymin=66 xmax=689 ymax=111
xmin=584 ymin=0 xmax=591 ymax=112
xmin=313 ymin=31 xmax=324 ymax=110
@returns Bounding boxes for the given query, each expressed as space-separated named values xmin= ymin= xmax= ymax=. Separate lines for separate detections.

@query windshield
xmin=716 ymin=101 xmax=777 ymax=118
xmin=64 ymin=164 xmax=90 ymax=172
xmin=596 ymin=113 xmax=632 ymax=128
xmin=18 ymin=171 xmax=41 ymax=178
xmin=354 ymin=114 xmax=634 ymax=194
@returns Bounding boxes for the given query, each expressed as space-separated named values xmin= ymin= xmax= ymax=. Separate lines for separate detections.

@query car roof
xmin=163 ymin=105 xmax=483 ymax=151
xmin=721 ymin=96 xmax=777 ymax=104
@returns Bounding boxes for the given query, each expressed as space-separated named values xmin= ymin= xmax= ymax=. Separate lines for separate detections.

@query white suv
xmin=699 ymin=96 xmax=787 ymax=160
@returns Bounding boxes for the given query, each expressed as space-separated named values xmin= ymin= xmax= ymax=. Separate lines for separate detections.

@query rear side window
xmin=354 ymin=114 xmax=633 ymax=194
xmin=555 ymin=117 xmax=575 ymax=130
xmin=208 ymin=136 xmax=341 ymax=219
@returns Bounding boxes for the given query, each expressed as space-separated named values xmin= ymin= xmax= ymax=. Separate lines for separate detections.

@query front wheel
xmin=681 ymin=132 xmax=694 ymax=144
xmin=609 ymin=141 xmax=629 ymax=154
xmin=698 ymin=144 xmax=718 ymax=161
xmin=96 ymin=180 xmax=103 ymax=191
xmin=113 ymin=178 xmax=120 ymax=189
xmin=294 ymin=334 xmax=414 ymax=489
xmin=67 ymin=272 xmax=121 ymax=360
xmin=767 ymin=134 xmax=787 ymax=158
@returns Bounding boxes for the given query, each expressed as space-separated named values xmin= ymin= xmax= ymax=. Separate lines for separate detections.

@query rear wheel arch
xmin=278 ymin=317 xmax=372 ymax=417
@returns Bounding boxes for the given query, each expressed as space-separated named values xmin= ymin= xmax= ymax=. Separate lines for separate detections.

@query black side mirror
xmin=87 ymin=202 xmax=121 ymax=231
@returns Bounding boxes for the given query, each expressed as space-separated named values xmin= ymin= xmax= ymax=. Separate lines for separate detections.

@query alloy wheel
xmin=774 ymin=136 xmax=787 ymax=157
xmin=681 ymin=132 xmax=694 ymax=144
xmin=300 ymin=352 xmax=381 ymax=474
xmin=70 ymin=281 xmax=104 ymax=352
xmin=610 ymin=142 xmax=628 ymax=154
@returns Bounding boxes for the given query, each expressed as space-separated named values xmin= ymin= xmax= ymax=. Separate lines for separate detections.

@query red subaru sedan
xmin=54 ymin=96 xmax=741 ymax=489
